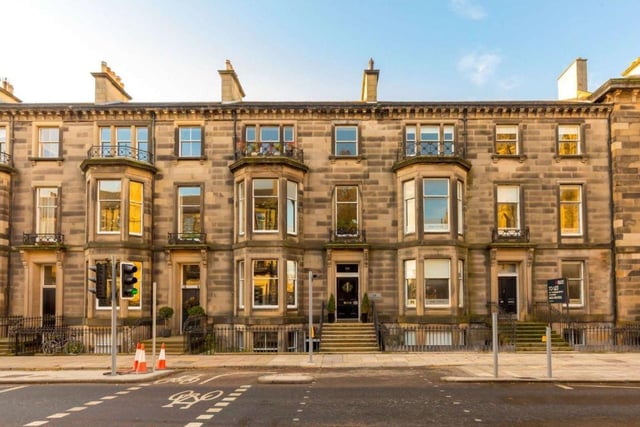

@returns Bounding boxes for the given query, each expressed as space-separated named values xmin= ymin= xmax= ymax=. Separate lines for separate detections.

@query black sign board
xmin=547 ymin=278 xmax=568 ymax=304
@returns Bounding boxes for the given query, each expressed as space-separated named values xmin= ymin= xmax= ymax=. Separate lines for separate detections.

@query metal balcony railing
xmin=398 ymin=140 xmax=465 ymax=161
xmin=168 ymin=232 xmax=207 ymax=245
xmin=0 ymin=152 xmax=11 ymax=165
xmin=23 ymin=233 xmax=64 ymax=245
xmin=235 ymin=143 xmax=304 ymax=162
xmin=492 ymin=227 xmax=530 ymax=243
xmin=87 ymin=146 xmax=153 ymax=163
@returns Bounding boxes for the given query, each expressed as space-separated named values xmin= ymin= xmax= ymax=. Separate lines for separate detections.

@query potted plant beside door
xmin=360 ymin=293 xmax=370 ymax=323
xmin=327 ymin=294 xmax=336 ymax=323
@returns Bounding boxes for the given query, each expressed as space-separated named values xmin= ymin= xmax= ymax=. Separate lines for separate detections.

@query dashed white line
xmin=23 ymin=422 xmax=48 ymax=427
xmin=46 ymin=413 xmax=69 ymax=419
xmin=66 ymin=407 xmax=86 ymax=412
xmin=0 ymin=385 xmax=27 ymax=394
xmin=556 ymin=384 xmax=573 ymax=390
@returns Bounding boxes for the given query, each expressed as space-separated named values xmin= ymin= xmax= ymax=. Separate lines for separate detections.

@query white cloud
xmin=450 ymin=0 xmax=487 ymax=20
xmin=458 ymin=52 xmax=502 ymax=86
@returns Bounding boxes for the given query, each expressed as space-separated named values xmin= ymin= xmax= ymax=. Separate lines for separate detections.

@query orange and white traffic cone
xmin=157 ymin=343 xmax=167 ymax=370
xmin=132 ymin=342 xmax=140 ymax=371
xmin=136 ymin=343 xmax=148 ymax=373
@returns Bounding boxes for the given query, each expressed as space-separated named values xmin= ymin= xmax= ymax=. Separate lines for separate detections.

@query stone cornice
xmin=590 ymin=78 xmax=640 ymax=103
xmin=0 ymin=100 xmax=613 ymax=121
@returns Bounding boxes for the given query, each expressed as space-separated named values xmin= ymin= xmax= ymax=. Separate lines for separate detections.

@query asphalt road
xmin=2 ymin=368 xmax=640 ymax=426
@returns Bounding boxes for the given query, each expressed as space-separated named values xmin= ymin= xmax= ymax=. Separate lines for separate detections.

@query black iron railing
xmin=0 ymin=152 xmax=11 ymax=165
xmin=329 ymin=229 xmax=367 ymax=243
xmin=2 ymin=316 xmax=152 ymax=355
xmin=397 ymin=141 xmax=465 ymax=161
xmin=492 ymin=227 xmax=530 ymax=243
xmin=168 ymin=232 xmax=207 ymax=245
xmin=235 ymin=145 xmax=304 ymax=162
xmin=23 ymin=233 xmax=64 ymax=245
xmin=87 ymin=145 xmax=153 ymax=163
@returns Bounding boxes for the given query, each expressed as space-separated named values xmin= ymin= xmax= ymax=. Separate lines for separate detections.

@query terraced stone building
xmin=0 ymin=57 xmax=639 ymax=340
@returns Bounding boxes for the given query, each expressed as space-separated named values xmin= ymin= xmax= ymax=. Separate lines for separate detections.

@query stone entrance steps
xmin=320 ymin=322 xmax=379 ymax=353
xmin=502 ymin=322 xmax=573 ymax=352
xmin=141 ymin=335 xmax=184 ymax=355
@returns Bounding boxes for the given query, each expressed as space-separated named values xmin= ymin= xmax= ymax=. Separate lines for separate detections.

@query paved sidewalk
xmin=0 ymin=351 xmax=639 ymax=384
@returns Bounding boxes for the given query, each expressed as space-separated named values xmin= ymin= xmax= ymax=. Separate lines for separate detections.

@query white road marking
xmin=0 ymin=385 xmax=27 ymax=394
xmin=66 ymin=407 xmax=86 ymax=412
xmin=23 ymin=421 xmax=48 ymax=426
xmin=46 ymin=413 xmax=69 ymax=419
xmin=555 ymin=384 xmax=573 ymax=390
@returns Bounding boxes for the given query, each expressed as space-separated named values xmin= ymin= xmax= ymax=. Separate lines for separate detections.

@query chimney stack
xmin=218 ymin=60 xmax=245 ymax=103
xmin=0 ymin=78 xmax=22 ymax=103
xmin=557 ymin=58 xmax=590 ymax=100
xmin=361 ymin=58 xmax=380 ymax=103
xmin=91 ymin=61 xmax=131 ymax=103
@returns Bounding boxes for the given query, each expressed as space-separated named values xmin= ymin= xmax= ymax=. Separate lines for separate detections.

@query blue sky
xmin=1 ymin=0 xmax=639 ymax=103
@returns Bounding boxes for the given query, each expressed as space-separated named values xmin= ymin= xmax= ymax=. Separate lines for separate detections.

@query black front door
xmin=498 ymin=277 xmax=517 ymax=314
xmin=337 ymin=277 xmax=359 ymax=320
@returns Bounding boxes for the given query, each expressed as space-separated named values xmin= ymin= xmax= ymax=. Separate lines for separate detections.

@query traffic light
xmin=89 ymin=263 xmax=108 ymax=299
xmin=120 ymin=261 xmax=138 ymax=299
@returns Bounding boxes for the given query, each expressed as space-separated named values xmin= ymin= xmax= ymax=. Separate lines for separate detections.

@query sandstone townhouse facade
xmin=0 ymin=57 xmax=639 ymax=335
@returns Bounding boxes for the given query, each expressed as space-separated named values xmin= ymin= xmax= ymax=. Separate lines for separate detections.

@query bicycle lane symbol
xmin=163 ymin=390 xmax=224 ymax=410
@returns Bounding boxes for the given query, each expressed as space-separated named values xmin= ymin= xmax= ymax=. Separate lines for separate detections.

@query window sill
xmin=28 ymin=156 xmax=64 ymax=164
xmin=491 ymin=154 xmax=527 ymax=163
xmin=554 ymin=154 xmax=588 ymax=163
xmin=172 ymin=155 xmax=208 ymax=163
xmin=329 ymin=154 xmax=364 ymax=163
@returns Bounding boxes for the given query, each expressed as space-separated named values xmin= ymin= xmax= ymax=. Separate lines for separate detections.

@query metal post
xmin=308 ymin=271 xmax=313 ymax=363
xmin=111 ymin=256 xmax=117 ymax=376
xmin=492 ymin=311 xmax=499 ymax=378
xmin=546 ymin=326 xmax=552 ymax=378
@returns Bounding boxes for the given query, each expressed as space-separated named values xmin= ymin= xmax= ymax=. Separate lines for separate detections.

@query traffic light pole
xmin=110 ymin=256 xmax=117 ymax=376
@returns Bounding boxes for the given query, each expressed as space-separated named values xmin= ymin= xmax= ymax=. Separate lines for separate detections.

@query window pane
xmin=424 ymin=259 xmax=450 ymax=306
xmin=98 ymin=180 xmax=121 ymax=232
xmin=405 ymin=260 xmax=416 ymax=307
xmin=0 ymin=128 xmax=6 ymax=154
xmin=424 ymin=179 xmax=449 ymax=231
xmin=283 ymin=126 xmax=294 ymax=142
xmin=335 ymin=126 xmax=357 ymax=156
xmin=238 ymin=182 xmax=245 ymax=236
xmin=336 ymin=186 xmax=358 ymax=235
xmin=39 ymin=127 xmax=59 ymax=157
xmin=253 ymin=260 xmax=278 ymax=306
xmin=179 ymin=186 xmax=202 ymax=234
xmin=496 ymin=125 xmax=518 ymax=155
xmin=562 ymin=261 xmax=583 ymax=306
xmin=287 ymin=260 xmax=297 ymax=307
xmin=497 ymin=186 xmax=520 ymax=230
xmin=179 ymin=127 xmax=201 ymax=157
xmin=404 ymin=180 xmax=415 ymax=234
xmin=37 ymin=187 xmax=58 ymax=234
xmin=238 ymin=261 xmax=245 ymax=308
xmin=260 ymin=126 xmax=279 ymax=142
xmin=558 ymin=125 xmax=579 ymax=155
xmin=560 ymin=185 xmax=582 ymax=235
xmin=129 ymin=181 xmax=143 ymax=235
xmin=254 ymin=179 xmax=278 ymax=231
xmin=287 ymin=181 xmax=297 ymax=235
